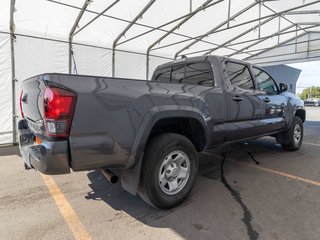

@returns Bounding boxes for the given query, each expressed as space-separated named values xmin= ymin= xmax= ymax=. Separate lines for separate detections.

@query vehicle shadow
xmin=85 ymin=137 xmax=287 ymax=239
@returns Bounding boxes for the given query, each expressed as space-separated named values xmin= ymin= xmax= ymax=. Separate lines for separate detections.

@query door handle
xmin=232 ymin=96 xmax=243 ymax=102
xmin=263 ymin=97 xmax=270 ymax=103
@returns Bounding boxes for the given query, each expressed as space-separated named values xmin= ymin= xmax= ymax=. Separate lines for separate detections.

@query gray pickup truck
xmin=19 ymin=55 xmax=305 ymax=208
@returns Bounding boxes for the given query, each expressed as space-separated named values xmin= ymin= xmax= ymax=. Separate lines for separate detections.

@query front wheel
xmin=281 ymin=116 xmax=303 ymax=151
xmin=138 ymin=133 xmax=198 ymax=209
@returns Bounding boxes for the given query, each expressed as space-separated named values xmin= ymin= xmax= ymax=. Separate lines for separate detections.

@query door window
xmin=182 ymin=62 xmax=214 ymax=86
xmin=252 ymin=67 xmax=278 ymax=94
xmin=226 ymin=62 xmax=254 ymax=89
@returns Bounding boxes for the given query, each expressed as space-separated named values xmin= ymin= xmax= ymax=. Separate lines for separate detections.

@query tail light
xmin=20 ymin=90 xmax=24 ymax=118
xmin=43 ymin=87 xmax=77 ymax=138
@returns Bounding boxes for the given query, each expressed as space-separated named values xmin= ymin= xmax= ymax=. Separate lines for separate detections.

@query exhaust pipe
xmin=101 ymin=169 xmax=118 ymax=184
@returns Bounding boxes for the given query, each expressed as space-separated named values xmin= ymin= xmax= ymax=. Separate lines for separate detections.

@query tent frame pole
xmin=112 ymin=0 xmax=156 ymax=77
xmin=243 ymin=39 xmax=320 ymax=62
xmin=228 ymin=24 xmax=297 ymax=58
xmin=10 ymin=0 xmax=16 ymax=143
xmin=202 ymin=15 xmax=278 ymax=56
xmin=244 ymin=32 xmax=308 ymax=60
xmin=146 ymin=0 xmax=223 ymax=79
xmin=118 ymin=0 xmax=224 ymax=47
xmin=71 ymin=0 xmax=120 ymax=38
xmin=183 ymin=24 xmax=318 ymax=57
xmin=173 ymin=0 xmax=320 ymax=58
xmin=68 ymin=0 xmax=91 ymax=74
xmin=174 ymin=1 xmax=259 ymax=59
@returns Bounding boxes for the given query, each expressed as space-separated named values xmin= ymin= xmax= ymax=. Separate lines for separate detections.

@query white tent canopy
xmin=1 ymin=0 xmax=320 ymax=144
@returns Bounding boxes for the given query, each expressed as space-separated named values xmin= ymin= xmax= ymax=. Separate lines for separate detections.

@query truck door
xmin=251 ymin=67 xmax=287 ymax=132
xmin=224 ymin=61 xmax=266 ymax=140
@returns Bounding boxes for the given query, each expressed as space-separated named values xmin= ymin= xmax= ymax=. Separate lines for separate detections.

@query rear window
xmin=182 ymin=62 xmax=213 ymax=86
xmin=171 ymin=64 xmax=185 ymax=84
xmin=153 ymin=67 xmax=171 ymax=82
xmin=153 ymin=61 xmax=214 ymax=86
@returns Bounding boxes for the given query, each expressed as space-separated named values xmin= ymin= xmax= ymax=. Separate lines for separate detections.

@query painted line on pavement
xmin=202 ymin=152 xmax=320 ymax=187
xmin=304 ymin=142 xmax=320 ymax=147
xmin=41 ymin=174 xmax=92 ymax=240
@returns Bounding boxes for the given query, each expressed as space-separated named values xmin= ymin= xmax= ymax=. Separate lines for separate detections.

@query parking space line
xmin=41 ymin=174 xmax=92 ymax=240
xmin=202 ymin=152 xmax=320 ymax=188
xmin=304 ymin=142 xmax=320 ymax=147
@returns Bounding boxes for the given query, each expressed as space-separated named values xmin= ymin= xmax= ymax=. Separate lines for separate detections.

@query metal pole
xmin=173 ymin=0 xmax=320 ymax=58
xmin=68 ymin=0 xmax=91 ymax=74
xmin=278 ymin=16 xmax=281 ymax=45
xmin=246 ymin=38 xmax=320 ymax=55
xmin=244 ymin=32 xmax=307 ymax=60
xmin=295 ymin=25 xmax=298 ymax=53
xmin=284 ymin=10 xmax=320 ymax=15
xmin=71 ymin=0 xmax=120 ymax=38
xmin=263 ymin=4 xmax=309 ymax=35
xmin=228 ymin=24 xmax=295 ymax=58
xmin=307 ymin=33 xmax=310 ymax=58
xmin=202 ymin=15 xmax=278 ymax=56
xmin=239 ymin=33 xmax=320 ymax=55
xmin=146 ymin=53 xmax=150 ymax=80
xmin=10 ymin=0 xmax=16 ymax=143
xmin=258 ymin=0 xmax=262 ymax=39
xmin=166 ymin=24 xmax=317 ymax=57
xmin=174 ymin=1 xmax=259 ymax=59
xmin=112 ymin=0 xmax=156 ymax=77
xmin=145 ymin=0 xmax=223 ymax=78
xmin=118 ymin=0 xmax=222 ymax=47
xmin=227 ymin=0 xmax=231 ymax=28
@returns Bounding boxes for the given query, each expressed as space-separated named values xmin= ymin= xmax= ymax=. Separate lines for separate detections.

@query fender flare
xmin=121 ymin=105 xmax=209 ymax=195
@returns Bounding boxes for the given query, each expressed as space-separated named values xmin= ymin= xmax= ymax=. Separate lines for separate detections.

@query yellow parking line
xmin=304 ymin=142 xmax=320 ymax=147
xmin=202 ymin=152 xmax=320 ymax=188
xmin=41 ymin=174 xmax=92 ymax=240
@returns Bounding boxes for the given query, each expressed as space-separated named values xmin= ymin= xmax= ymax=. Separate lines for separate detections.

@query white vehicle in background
xmin=304 ymin=98 xmax=320 ymax=107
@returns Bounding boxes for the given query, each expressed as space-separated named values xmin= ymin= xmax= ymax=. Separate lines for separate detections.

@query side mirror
xmin=279 ymin=83 xmax=288 ymax=93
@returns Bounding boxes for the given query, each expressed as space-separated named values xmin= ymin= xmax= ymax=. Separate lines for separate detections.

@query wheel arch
xmin=121 ymin=106 xmax=209 ymax=195
xmin=295 ymin=107 xmax=306 ymax=122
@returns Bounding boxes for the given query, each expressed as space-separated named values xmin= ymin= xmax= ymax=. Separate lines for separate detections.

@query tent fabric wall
xmin=0 ymin=33 xmax=12 ymax=144
xmin=15 ymin=36 xmax=69 ymax=81
xmin=72 ymin=44 xmax=112 ymax=76
xmin=114 ymin=51 xmax=146 ymax=79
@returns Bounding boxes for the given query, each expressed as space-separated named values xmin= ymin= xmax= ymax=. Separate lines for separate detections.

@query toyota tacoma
xmin=19 ymin=55 xmax=305 ymax=208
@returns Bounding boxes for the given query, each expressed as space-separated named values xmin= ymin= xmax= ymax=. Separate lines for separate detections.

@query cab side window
xmin=183 ymin=62 xmax=214 ymax=86
xmin=252 ymin=67 xmax=278 ymax=94
xmin=226 ymin=62 xmax=254 ymax=90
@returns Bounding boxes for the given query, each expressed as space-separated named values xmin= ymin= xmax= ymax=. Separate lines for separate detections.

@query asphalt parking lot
xmin=1 ymin=107 xmax=319 ymax=240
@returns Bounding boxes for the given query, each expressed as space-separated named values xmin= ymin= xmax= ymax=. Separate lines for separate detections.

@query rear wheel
xmin=138 ymin=133 xmax=198 ymax=209
xmin=281 ymin=116 xmax=303 ymax=151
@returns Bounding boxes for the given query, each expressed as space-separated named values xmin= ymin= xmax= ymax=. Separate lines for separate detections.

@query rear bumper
xmin=18 ymin=119 xmax=70 ymax=175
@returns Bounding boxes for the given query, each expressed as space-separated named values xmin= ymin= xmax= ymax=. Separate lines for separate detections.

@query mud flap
xmin=120 ymin=154 xmax=143 ymax=195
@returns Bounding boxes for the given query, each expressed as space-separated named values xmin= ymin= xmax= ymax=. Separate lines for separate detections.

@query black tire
xmin=281 ymin=116 xmax=303 ymax=151
xmin=138 ymin=133 xmax=198 ymax=209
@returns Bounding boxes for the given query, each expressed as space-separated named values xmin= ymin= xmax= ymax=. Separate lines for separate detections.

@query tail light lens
xmin=20 ymin=90 xmax=24 ymax=118
xmin=43 ymin=87 xmax=77 ymax=138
